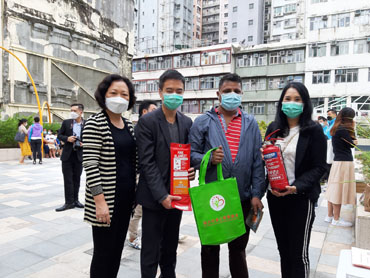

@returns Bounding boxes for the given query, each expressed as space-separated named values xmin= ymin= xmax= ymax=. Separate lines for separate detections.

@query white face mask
xmin=105 ymin=96 xmax=129 ymax=114
xmin=70 ymin=111 xmax=79 ymax=120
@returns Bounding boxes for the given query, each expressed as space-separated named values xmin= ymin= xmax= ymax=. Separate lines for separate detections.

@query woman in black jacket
xmin=263 ymin=82 xmax=327 ymax=278
xmin=325 ymin=107 xmax=357 ymax=227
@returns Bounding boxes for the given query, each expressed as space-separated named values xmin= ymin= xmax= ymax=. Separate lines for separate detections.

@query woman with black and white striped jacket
xmin=82 ymin=74 xmax=138 ymax=278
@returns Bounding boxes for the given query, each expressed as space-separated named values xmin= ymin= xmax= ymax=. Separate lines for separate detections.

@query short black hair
xmin=94 ymin=74 xmax=136 ymax=110
xmin=71 ymin=103 xmax=84 ymax=111
xmin=318 ymin=116 xmax=327 ymax=122
xmin=34 ymin=116 xmax=40 ymax=123
xmin=139 ymin=100 xmax=157 ymax=117
xmin=219 ymin=73 xmax=242 ymax=89
xmin=159 ymin=69 xmax=185 ymax=90
xmin=274 ymin=82 xmax=314 ymax=137
xmin=18 ymin=118 xmax=27 ymax=127
xmin=327 ymin=108 xmax=337 ymax=115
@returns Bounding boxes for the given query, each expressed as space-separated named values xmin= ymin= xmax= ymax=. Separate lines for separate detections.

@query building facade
xmin=1 ymin=0 xmax=135 ymax=121
xmin=193 ymin=0 xmax=203 ymax=43
xmin=135 ymin=0 xmax=194 ymax=55
xmin=227 ymin=0 xmax=264 ymax=46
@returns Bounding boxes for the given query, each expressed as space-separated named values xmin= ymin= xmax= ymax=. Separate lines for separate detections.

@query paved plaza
xmin=0 ymin=158 xmax=356 ymax=278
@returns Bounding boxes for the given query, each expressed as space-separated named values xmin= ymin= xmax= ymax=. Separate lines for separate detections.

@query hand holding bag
xmin=189 ymin=147 xmax=246 ymax=245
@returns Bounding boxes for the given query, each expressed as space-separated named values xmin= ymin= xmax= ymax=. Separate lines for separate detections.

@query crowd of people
xmin=15 ymin=69 xmax=358 ymax=278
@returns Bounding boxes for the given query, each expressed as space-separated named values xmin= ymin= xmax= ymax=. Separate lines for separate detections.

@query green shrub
xmin=258 ymin=120 xmax=269 ymax=139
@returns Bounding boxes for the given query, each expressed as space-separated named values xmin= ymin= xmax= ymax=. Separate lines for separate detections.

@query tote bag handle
xmin=199 ymin=147 xmax=224 ymax=186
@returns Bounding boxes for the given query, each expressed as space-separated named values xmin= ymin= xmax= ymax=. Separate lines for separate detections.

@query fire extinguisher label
xmin=264 ymin=152 xmax=277 ymax=159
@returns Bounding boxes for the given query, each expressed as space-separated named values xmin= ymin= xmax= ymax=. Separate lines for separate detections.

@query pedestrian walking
xmin=135 ymin=69 xmax=195 ymax=278
xmin=28 ymin=116 xmax=43 ymax=165
xmin=82 ymin=74 xmax=138 ymax=278
xmin=56 ymin=103 xmax=85 ymax=212
xmin=189 ymin=73 xmax=265 ymax=278
xmin=17 ymin=119 xmax=32 ymax=164
xmin=325 ymin=107 xmax=357 ymax=227
xmin=263 ymin=82 xmax=327 ymax=278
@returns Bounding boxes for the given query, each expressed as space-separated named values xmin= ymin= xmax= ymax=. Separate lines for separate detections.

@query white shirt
xmin=45 ymin=134 xmax=55 ymax=143
xmin=277 ymin=126 xmax=300 ymax=186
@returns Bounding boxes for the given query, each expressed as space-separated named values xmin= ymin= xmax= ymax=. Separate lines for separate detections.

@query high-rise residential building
xmin=201 ymin=0 xmax=223 ymax=44
xmin=193 ymin=0 xmax=203 ymax=43
xmin=263 ymin=0 xmax=272 ymax=43
xmin=269 ymin=0 xmax=306 ymax=42
xmin=227 ymin=0 xmax=264 ymax=45
xmin=135 ymin=0 xmax=194 ymax=55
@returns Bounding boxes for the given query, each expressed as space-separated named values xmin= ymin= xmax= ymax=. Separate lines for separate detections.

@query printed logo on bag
xmin=210 ymin=195 xmax=225 ymax=211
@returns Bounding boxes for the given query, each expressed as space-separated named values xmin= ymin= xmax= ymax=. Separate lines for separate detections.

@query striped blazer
xmin=82 ymin=111 xmax=138 ymax=227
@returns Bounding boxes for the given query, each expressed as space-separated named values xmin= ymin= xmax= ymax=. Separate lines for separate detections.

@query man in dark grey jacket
xmin=189 ymin=73 xmax=265 ymax=278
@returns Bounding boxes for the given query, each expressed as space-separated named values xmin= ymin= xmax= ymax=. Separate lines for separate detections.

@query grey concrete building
xmin=227 ymin=0 xmax=264 ymax=45
xmin=135 ymin=0 xmax=194 ymax=55
xmin=0 ymin=0 xmax=135 ymax=120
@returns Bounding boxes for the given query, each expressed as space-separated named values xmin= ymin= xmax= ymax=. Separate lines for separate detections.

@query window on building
xmin=332 ymin=13 xmax=350 ymax=28
xmin=233 ymin=6 xmax=237 ymax=12
xmin=310 ymin=16 xmax=328 ymax=30
xmin=330 ymin=41 xmax=349 ymax=56
xmin=284 ymin=18 xmax=296 ymax=28
xmin=335 ymin=69 xmax=358 ymax=83
xmin=224 ymin=13 xmax=228 ymax=17
xmin=132 ymin=59 xmax=147 ymax=72
xmin=251 ymin=103 xmax=265 ymax=115
xmin=242 ymin=78 xmax=267 ymax=91
xmin=224 ymin=22 xmax=228 ymax=26
xmin=249 ymin=3 xmax=254 ymax=9
xmin=274 ymin=6 xmax=283 ymax=17
xmin=354 ymin=9 xmax=370 ymax=25
xmin=200 ymin=76 xmax=221 ymax=89
xmin=185 ymin=77 xmax=200 ymax=91
xmin=284 ymin=4 xmax=296 ymax=14
xmin=232 ymin=22 xmax=237 ymax=28
xmin=133 ymin=81 xmax=147 ymax=93
xmin=147 ymin=80 xmax=159 ymax=92
xmin=225 ymin=4 xmax=228 ymax=8
xmin=200 ymin=99 xmax=216 ymax=113
xmin=312 ymin=70 xmax=331 ymax=84
xmin=269 ymin=50 xmax=305 ymax=65
xmin=311 ymin=0 xmax=328 ymax=3
xmin=368 ymin=68 xmax=370 ymax=81
xmin=354 ymin=39 xmax=369 ymax=54
xmin=248 ymin=36 xmax=253 ymax=42
xmin=153 ymin=9 xmax=155 ymax=13
xmin=268 ymin=76 xmax=304 ymax=89
xmin=174 ymin=53 xmax=201 ymax=68
xmin=249 ymin=20 xmax=253 ymax=25
xmin=237 ymin=53 xmax=267 ymax=68
xmin=180 ymin=100 xmax=200 ymax=114
xmin=201 ymin=50 xmax=230 ymax=65
xmin=142 ymin=11 xmax=144 ymax=15
xmin=232 ymin=38 xmax=237 ymax=42
xmin=142 ymin=25 xmax=144 ymax=29
xmin=309 ymin=43 xmax=327 ymax=57
xmin=152 ymin=23 xmax=155 ymax=27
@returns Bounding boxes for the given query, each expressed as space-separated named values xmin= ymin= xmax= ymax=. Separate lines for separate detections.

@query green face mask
xmin=282 ymin=102 xmax=304 ymax=119
xmin=163 ymin=93 xmax=183 ymax=110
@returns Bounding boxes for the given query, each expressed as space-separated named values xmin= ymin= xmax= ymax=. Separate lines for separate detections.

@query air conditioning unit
xmin=200 ymin=78 xmax=204 ymax=81
xmin=243 ymin=55 xmax=248 ymax=59
xmin=331 ymin=41 xmax=337 ymax=46
xmin=253 ymin=53 xmax=259 ymax=58
xmin=158 ymin=57 xmax=163 ymax=61
xmin=337 ymin=69 xmax=343 ymax=74
xmin=186 ymin=53 xmax=191 ymax=58
xmin=251 ymin=79 xmax=256 ymax=84
xmin=249 ymin=103 xmax=254 ymax=106
xmin=203 ymin=52 xmax=209 ymax=57
xmin=278 ymin=83 xmax=285 ymax=89
xmin=141 ymin=59 xmax=146 ymax=62
xmin=279 ymin=50 xmax=285 ymax=55
xmin=311 ymin=43 xmax=318 ymax=48
xmin=355 ymin=10 xmax=361 ymax=17
xmin=185 ymin=78 xmax=189 ymax=81
xmin=287 ymin=76 xmax=294 ymax=80
xmin=322 ymin=15 xmax=328 ymax=21
xmin=222 ymin=49 xmax=228 ymax=54
xmin=179 ymin=55 xmax=184 ymax=59
xmin=275 ymin=102 xmax=279 ymax=107
xmin=287 ymin=50 xmax=293 ymax=55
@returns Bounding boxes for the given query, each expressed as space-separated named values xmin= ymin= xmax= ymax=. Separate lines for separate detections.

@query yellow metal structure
xmin=41 ymin=101 xmax=52 ymax=124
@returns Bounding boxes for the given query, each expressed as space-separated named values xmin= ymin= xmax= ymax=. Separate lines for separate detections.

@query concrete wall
xmin=1 ymin=0 xmax=135 ymax=120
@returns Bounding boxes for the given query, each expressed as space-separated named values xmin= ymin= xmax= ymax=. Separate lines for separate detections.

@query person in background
xmin=45 ymin=130 xmax=57 ymax=158
xmin=263 ymin=82 xmax=327 ymax=278
xmin=325 ymin=109 xmax=337 ymax=140
xmin=83 ymin=74 xmax=137 ymax=277
xmin=189 ymin=73 xmax=265 ymax=278
xmin=127 ymin=100 xmax=157 ymax=250
xmin=135 ymin=69 xmax=195 ymax=278
xmin=28 ymin=116 xmax=43 ymax=165
xmin=318 ymin=116 xmax=328 ymax=137
xmin=18 ymin=119 xmax=32 ymax=164
xmin=325 ymin=107 xmax=357 ymax=227
xmin=56 ymin=103 xmax=85 ymax=212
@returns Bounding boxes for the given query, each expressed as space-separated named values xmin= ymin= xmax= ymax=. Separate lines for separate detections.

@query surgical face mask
xmin=105 ymin=96 xmax=129 ymax=114
xmin=163 ymin=93 xmax=183 ymax=110
xmin=282 ymin=102 xmax=304 ymax=119
xmin=48 ymin=131 xmax=51 ymax=135
xmin=70 ymin=111 xmax=79 ymax=120
xmin=221 ymin=92 xmax=242 ymax=111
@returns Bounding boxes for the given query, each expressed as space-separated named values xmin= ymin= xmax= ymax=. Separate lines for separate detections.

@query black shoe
xmin=33 ymin=160 xmax=36 ymax=165
xmin=55 ymin=203 xmax=75 ymax=212
xmin=74 ymin=201 xmax=84 ymax=208
xmin=39 ymin=161 xmax=42 ymax=164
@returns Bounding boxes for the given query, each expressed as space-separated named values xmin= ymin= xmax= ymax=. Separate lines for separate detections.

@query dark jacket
xmin=135 ymin=108 xmax=193 ymax=210
xmin=332 ymin=127 xmax=354 ymax=161
xmin=265 ymin=122 xmax=327 ymax=203
xmin=58 ymin=119 xmax=84 ymax=162
xmin=189 ymin=107 xmax=265 ymax=201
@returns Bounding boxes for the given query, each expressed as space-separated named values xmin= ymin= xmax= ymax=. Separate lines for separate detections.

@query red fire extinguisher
xmin=263 ymin=129 xmax=289 ymax=192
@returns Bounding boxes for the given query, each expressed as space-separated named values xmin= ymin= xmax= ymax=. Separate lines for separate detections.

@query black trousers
xmin=90 ymin=203 xmax=132 ymax=278
xmin=267 ymin=191 xmax=315 ymax=278
xmin=30 ymin=139 xmax=42 ymax=161
xmin=61 ymin=151 xmax=82 ymax=204
xmin=201 ymin=201 xmax=251 ymax=278
xmin=141 ymin=207 xmax=183 ymax=278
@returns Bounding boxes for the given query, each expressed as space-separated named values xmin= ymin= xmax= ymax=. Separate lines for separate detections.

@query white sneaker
xmin=331 ymin=218 xmax=353 ymax=227
xmin=324 ymin=216 xmax=333 ymax=223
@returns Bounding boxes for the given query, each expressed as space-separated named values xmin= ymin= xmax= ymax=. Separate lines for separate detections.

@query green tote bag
xmin=189 ymin=148 xmax=246 ymax=245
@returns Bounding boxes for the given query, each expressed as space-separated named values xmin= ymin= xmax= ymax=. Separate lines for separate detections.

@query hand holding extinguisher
xmin=262 ymin=129 xmax=297 ymax=196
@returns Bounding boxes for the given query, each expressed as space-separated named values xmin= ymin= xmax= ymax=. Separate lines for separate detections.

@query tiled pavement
xmin=0 ymin=158 xmax=356 ymax=278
